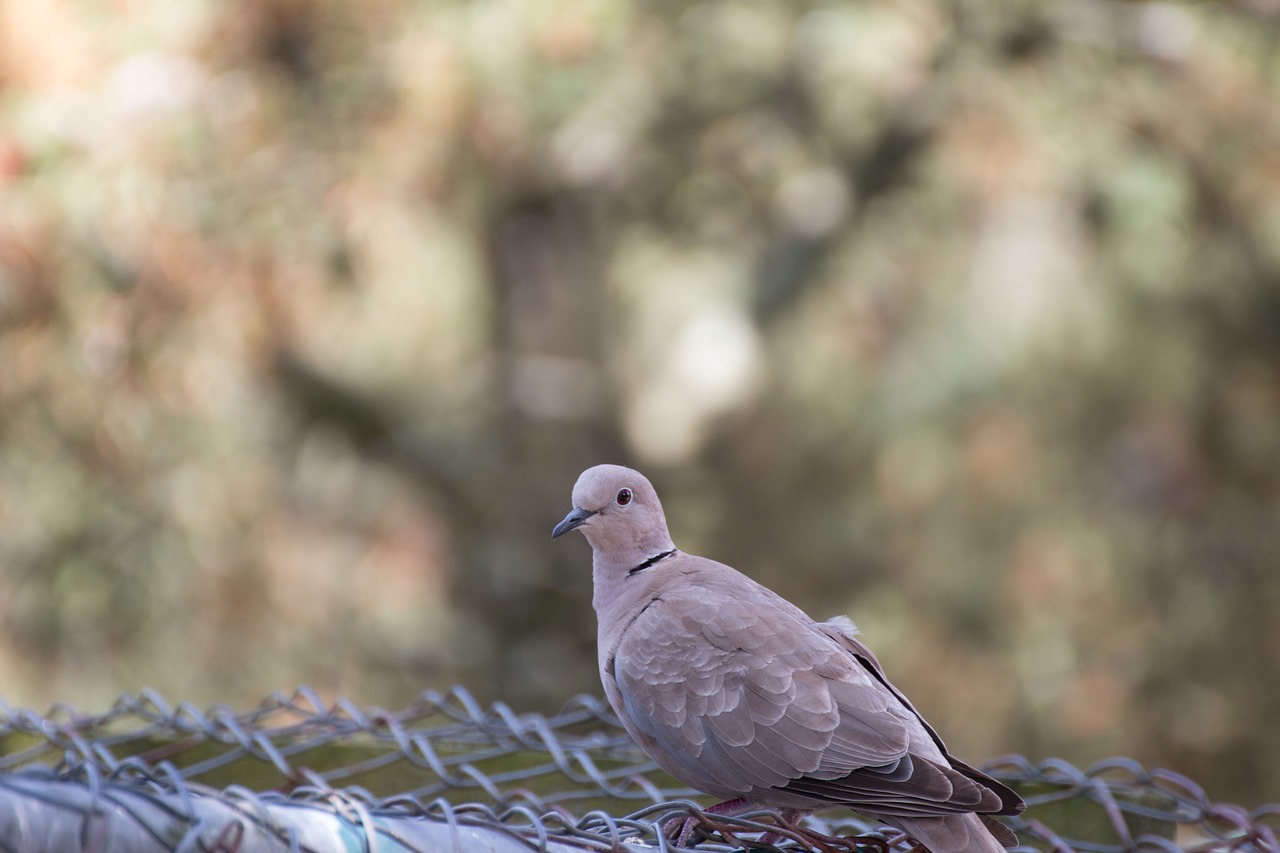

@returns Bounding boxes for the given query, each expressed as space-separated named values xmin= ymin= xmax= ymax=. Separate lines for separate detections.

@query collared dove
xmin=552 ymin=464 xmax=1024 ymax=853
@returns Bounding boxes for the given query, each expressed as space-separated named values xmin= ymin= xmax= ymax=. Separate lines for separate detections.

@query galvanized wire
xmin=0 ymin=686 xmax=1274 ymax=852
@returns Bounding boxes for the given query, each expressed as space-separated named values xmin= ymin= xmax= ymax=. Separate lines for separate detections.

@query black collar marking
xmin=627 ymin=549 xmax=677 ymax=576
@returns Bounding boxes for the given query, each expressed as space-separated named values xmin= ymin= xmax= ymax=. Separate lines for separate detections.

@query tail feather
xmin=886 ymin=812 xmax=1016 ymax=853
xmin=979 ymin=814 xmax=1019 ymax=848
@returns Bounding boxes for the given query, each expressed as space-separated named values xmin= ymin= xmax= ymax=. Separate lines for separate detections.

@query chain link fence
xmin=0 ymin=686 xmax=1275 ymax=852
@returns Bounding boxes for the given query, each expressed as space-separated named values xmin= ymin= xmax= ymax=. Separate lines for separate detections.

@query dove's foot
xmin=664 ymin=804 xmax=887 ymax=852
xmin=662 ymin=798 xmax=752 ymax=848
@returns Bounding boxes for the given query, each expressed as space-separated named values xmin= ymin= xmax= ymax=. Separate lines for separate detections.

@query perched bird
xmin=552 ymin=464 xmax=1024 ymax=853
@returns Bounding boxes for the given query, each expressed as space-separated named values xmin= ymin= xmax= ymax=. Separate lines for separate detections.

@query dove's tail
xmin=884 ymin=812 xmax=1017 ymax=853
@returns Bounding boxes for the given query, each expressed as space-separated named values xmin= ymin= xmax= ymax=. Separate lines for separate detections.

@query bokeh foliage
xmin=1 ymin=0 xmax=1278 ymax=807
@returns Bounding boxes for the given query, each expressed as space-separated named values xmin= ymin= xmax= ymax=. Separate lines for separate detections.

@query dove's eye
xmin=615 ymin=488 xmax=633 ymax=507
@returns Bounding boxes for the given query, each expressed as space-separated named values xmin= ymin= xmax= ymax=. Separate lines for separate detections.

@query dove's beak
xmin=552 ymin=507 xmax=597 ymax=540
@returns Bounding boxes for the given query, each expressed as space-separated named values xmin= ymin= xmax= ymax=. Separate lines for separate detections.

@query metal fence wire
xmin=0 ymin=686 xmax=1275 ymax=853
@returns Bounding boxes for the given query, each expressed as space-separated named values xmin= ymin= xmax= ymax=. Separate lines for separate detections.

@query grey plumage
xmin=553 ymin=464 xmax=1023 ymax=853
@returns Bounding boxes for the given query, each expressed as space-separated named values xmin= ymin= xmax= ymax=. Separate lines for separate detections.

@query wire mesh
xmin=0 ymin=686 xmax=1275 ymax=852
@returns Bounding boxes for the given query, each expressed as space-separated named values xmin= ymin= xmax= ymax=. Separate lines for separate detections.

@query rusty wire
xmin=0 ymin=686 xmax=1275 ymax=852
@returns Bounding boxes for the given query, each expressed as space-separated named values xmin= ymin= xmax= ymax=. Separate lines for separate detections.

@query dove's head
xmin=552 ymin=464 xmax=675 ymax=562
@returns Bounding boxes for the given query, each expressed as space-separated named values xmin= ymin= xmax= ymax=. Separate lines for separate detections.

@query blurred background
xmin=1 ymin=0 xmax=1278 ymax=808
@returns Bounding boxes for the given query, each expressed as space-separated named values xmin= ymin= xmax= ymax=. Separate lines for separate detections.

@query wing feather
xmin=609 ymin=570 xmax=1022 ymax=827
